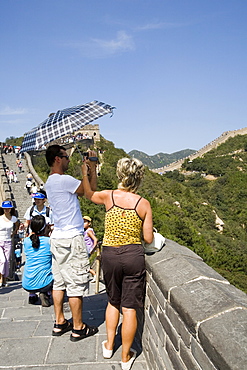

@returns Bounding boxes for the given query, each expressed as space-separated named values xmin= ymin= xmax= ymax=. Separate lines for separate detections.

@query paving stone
xmin=0 ymin=320 xmax=38 ymax=339
xmin=0 ymin=337 xmax=50 ymax=366
xmin=17 ymin=367 xmax=68 ymax=370
xmin=34 ymin=320 xmax=57 ymax=337
xmin=3 ymin=306 xmax=42 ymax=319
xmin=0 ymin=299 xmax=25 ymax=308
xmin=46 ymin=335 xmax=98 ymax=364
xmin=69 ymin=363 xmax=122 ymax=369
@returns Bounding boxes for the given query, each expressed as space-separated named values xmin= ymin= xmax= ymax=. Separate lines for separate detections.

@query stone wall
xmin=0 ymin=151 xmax=12 ymax=203
xmin=74 ymin=123 xmax=100 ymax=141
xmin=153 ymin=126 xmax=247 ymax=173
xmin=24 ymin=152 xmax=43 ymax=188
xmin=141 ymin=239 xmax=247 ymax=370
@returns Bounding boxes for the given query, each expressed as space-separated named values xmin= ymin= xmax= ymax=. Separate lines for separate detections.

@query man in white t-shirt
xmin=45 ymin=145 xmax=98 ymax=342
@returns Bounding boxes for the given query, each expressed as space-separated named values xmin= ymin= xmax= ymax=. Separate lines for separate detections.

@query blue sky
xmin=1 ymin=0 xmax=246 ymax=155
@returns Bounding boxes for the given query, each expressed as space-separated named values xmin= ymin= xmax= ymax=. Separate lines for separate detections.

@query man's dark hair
xmin=46 ymin=145 xmax=66 ymax=167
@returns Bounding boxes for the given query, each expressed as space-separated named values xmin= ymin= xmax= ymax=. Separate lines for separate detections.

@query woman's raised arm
xmin=82 ymin=162 xmax=107 ymax=205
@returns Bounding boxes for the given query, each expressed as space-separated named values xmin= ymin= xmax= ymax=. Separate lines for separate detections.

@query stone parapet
xmin=0 ymin=153 xmax=12 ymax=203
xmin=142 ymin=239 xmax=247 ymax=370
xmin=24 ymin=152 xmax=43 ymax=187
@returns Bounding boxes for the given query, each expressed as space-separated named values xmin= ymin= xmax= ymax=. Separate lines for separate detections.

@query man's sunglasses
xmin=58 ymin=155 xmax=69 ymax=160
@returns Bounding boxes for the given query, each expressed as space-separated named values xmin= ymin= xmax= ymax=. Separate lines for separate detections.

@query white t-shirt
xmin=45 ymin=173 xmax=84 ymax=239
xmin=0 ymin=215 xmax=18 ymax=241
xmin=24 ymin=205 xmax=54 ymax=224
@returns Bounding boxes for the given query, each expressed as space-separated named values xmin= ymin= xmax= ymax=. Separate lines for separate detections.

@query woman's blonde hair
xmin=117 ymin=157 xmax=145 ymax=192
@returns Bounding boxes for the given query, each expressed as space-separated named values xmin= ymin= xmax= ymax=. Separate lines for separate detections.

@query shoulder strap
xmin=134 ymin=196 xmax=142 ymax=210
xmin=46 ymin=207 xmax=50 ymax=217
xmin=29 ymin=205 xmax=35 ymax=218
xmin=111 ymin=190 xmax=115 ymax=206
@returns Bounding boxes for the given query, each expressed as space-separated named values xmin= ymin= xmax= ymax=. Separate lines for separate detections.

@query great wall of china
xmin=0 ymin=125 xmax=247 ymax=369
xmin=152 ymin=126 xmax=247 ymax=173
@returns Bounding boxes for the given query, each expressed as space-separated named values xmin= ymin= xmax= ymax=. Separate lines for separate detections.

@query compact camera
xmin=83 ymin=152 xmax=98 ymax=162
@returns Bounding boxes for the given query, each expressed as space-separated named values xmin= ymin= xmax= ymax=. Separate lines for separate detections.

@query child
xmin=83 ymin=216 xmax=98 ymax=282
xmin=25 ymin=179 xmax=32 ymax=195
xmin=15 ymin=242 xmax=22 ymax=271
xmin=18 ymin=223 xmax=25 ymax=241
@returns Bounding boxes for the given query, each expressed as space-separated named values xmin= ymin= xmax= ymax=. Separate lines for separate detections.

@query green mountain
xmin=32 ymin=135 xmax=247 ymax=294
xmin=128 ymin=149 xmax=196 ymax=169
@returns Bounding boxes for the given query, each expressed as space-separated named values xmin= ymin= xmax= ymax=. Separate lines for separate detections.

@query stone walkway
xmin=0 ymin=152 xmax=148 ymax=369
xmin=0 ymin=279 xmax=147 ymax=369
xmin=2 ymin=152 xmax=33 ymax=222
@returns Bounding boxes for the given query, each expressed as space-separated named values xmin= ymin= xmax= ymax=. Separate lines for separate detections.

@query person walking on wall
xmin=17 ymin=161 xmax=23 ymax=173
xmin=0 ymin=201 xmax=19 ymax=288
xmin=25 ymin=179 xmax=32 ymax=195
xmin=82 ymin=157 xmax=153 ymax=370
xmin=45 ymin=145 xmax=99 ymax=341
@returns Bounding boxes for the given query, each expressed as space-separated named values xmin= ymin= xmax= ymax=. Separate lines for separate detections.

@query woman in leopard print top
xmin=83 ymin=157 xmax=153 ymax=370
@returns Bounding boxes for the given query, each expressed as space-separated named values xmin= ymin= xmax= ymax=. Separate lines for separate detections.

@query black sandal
xmin=70 ymin=323 xmax=98 ymax=342
xmin=52 ymin=319 xmax=73 ymax=336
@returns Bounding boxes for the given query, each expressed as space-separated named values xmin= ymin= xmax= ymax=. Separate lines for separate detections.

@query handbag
xmin=142 ymin=228 xmax=166 ymax=254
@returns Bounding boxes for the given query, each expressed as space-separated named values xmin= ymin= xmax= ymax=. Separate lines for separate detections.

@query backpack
xmin=26 ymin=206 xmax=51 ymax=235
xmin=29 ymin=206 xmax=50 ymax=219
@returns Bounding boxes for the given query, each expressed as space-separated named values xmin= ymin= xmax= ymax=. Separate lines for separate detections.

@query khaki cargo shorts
xmin=51 ymin=234 xmax=89 ymax=297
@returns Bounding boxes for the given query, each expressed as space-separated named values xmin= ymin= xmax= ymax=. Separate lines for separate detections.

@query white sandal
xmin=121 ymin=348 xmax=137 ymax=370
xmin=102 ymin=340 xmax=113 ymax=359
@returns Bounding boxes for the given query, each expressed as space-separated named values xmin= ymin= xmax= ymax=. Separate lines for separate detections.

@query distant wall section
xmin=74 ymin=123 xmax=100 ymax=141
xmin=153 ymin=127 xmax=247 ymax=173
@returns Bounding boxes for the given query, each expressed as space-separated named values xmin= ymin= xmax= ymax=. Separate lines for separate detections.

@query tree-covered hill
xmin=32 ymin=135 xmax=247 ymax=294
xmin=128 ymin=149 xmax=196 ymax=169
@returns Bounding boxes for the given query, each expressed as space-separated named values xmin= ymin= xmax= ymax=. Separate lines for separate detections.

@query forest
xmin=30 ymin=134 xmax=247 ymax=294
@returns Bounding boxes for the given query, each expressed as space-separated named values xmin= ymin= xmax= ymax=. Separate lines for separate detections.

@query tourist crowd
xmin=0 ymin=144 xmax=153 ymax=370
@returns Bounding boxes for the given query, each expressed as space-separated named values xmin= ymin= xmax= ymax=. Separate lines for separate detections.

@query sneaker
xmin=29 ymin=294 xmax=39 ymax=305
xmin=39 ymin=292 xmax=51 ymax=307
